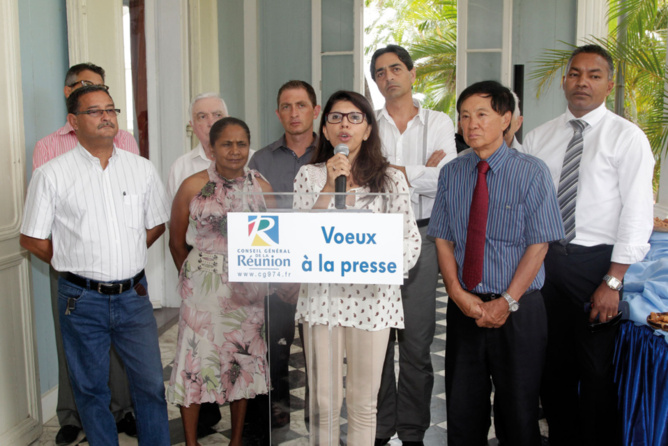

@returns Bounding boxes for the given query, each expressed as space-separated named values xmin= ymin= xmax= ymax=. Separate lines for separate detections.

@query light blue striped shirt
xmin=427 ymin=143 xmax=564 ymax=294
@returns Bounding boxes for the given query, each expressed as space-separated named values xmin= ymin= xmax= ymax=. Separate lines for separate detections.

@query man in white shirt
xmin=522 ymin=44 xmax=654 ymax=446
xmin=371 ymin=44 xmax=457 ymax=446
xmin=32 ymin=63 xmax=140 ymax=445
xmin=20 ymin=85 xmax=171 ymax=445
xmin=167 ymin=92 xmax=228 ymax=198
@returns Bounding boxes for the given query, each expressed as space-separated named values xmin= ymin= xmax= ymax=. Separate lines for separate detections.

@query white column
xmin=576 ymin=0 xmax=608 ymax=44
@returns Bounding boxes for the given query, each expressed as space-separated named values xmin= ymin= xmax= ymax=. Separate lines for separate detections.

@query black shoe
xmin=374 ymin=438 xmax=391 ymax=446
xmin=116 ymin=412 xmax=137 ymax=437
xmin=401 ymin=442 xmax=424 ymax=446
xmin=55 ymin=425 xmax=81 ymax=445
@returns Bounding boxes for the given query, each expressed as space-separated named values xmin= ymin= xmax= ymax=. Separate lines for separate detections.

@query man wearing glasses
xmin=21 ymin=85 xmax=171 ymax=445
xmin=371 ymin=44 xmax=457 ymax=446
xmin=31 ymin=63 xmax=140 ymax=445
xmin=33 ymin=63 xmax=139 ymax=169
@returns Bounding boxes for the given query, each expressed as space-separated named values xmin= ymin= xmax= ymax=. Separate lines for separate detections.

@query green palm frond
xmin=526 ymin=45 xmax=574 ymax=96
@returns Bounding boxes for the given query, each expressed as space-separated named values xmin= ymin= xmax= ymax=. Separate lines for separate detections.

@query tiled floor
xmin=33 ymin=284 xmax=548 ymax=445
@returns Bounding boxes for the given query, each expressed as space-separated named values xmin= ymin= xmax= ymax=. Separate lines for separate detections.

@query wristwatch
xmin=502 ymin=292 xmax=519 ymax=312
xmin=603 ymin=274 xmax=623 ymax=291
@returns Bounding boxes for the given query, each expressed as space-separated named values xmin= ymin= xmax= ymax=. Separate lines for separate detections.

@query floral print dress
xmin=166 ymin=165 xmax=270 ymax=407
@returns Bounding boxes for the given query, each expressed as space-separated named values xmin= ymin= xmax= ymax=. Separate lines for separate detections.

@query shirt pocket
xmin=487 ymin=202 xmax=524 ymax=243
xmin=123 ymin=194 xmax=144 ymax=229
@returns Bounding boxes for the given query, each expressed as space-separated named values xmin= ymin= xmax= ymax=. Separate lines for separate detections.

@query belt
xmin=549 ymin=242 xmax=611 ymax=255
xmin=193 ymin=249 xmax=227 ymax=274
xmin=473 ymin=290 xmax=539 ymax=302
xmin=417 ymin=218 xmax=430 ymax=228
xmin=473 ymin=292 xmax=502 ymax=302
xmin=61 ymin=270 xmax=145 ymax=295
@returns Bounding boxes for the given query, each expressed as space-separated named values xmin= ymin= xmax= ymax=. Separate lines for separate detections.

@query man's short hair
xmin=66 ymin=85 xmax=113 ymax=114
xmin=276 ymin=80 xmax=317 ymax=108
xmin=370 ymin=44 xmax=414 ymax=81
xmin=457 ymin=81 xmax=515 ymax=134
xmin=565 ymin=44 xmax=615 ymax=80
xmin=189 ymin=92 xmax=228 ymax=121
xmin=64 ymin=63 xmax=105 ymax=87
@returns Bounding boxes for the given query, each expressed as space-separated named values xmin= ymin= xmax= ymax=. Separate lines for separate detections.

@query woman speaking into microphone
xmin=292 ymin=90 xmax=421 ymax=445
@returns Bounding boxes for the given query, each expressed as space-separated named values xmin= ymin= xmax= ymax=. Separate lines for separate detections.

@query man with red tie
xmin=427 ymin=81 xmax=563 ymax=446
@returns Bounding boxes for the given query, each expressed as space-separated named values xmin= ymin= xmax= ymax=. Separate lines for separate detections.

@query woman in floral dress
xmin=293 ymin=90 xmax=421 ymax=445
xmin=167 ymin=117 xmax=272 ymax=446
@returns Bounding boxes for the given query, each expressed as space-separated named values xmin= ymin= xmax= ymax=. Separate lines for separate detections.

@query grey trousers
xmin=376 ymin=227 xmax=438 ymax=441
xmin=50 ymin=267 xmax=133 ymax=427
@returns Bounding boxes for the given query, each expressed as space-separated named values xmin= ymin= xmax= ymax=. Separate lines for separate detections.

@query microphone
xmin=334 ymin=144 xmax=349 ymax=209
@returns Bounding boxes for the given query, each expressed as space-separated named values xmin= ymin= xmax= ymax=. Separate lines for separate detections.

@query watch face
xmin=605 ymin=275 xmax=622 ymax=290
xmin=509 ymin=302 xmax=519 ymax=312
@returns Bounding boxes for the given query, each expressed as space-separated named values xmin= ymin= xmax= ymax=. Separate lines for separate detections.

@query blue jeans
xmin=58 ymin=275 xmax=170 ymax=446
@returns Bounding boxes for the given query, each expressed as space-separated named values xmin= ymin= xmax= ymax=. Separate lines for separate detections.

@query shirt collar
xmin=73 ymin=142 xmax=119 ymax=168
xmin=59 ymin=122 xmax=76 ymax=136
xmin=378 ymin=98 xmax=426 ymax=126
xmin=564 ymin=102 xmax=607 ymax=130
xmin=195 ymin=143 xmax=210 ymax=162
xmin=271 ymin=132 xmax=318 ymax=153
xmin=469 ymin=141 xmax=509 ymax=174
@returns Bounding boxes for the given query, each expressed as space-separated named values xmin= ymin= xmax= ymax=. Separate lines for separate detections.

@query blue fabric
xmin=623 ymin=231 xmax=668 ymax=342
xmin=58 ymin=276 xmax=170 ymax=446
xmin=428 ymin=143 xmax=564 ymax=293
xmin=614 ymin=322 xmax=668 ymax=446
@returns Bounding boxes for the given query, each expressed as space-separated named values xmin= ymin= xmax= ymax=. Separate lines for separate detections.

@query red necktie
xmin=462 ymin=160 xmax=490 ymax=290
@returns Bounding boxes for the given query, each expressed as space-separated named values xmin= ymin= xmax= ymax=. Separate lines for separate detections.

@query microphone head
xmin=334 ymin=144 xmax=349 ymax=157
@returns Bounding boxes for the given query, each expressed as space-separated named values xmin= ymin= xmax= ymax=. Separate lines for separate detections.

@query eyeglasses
xmin=68 ymin=80 xmax=110 ymax=90
xmin=326 ymin=112 xmax=366 ymax=125
xmin=74 ymin=109 xmax=121 ymax=118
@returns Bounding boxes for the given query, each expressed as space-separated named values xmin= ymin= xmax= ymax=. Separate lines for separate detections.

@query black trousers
xmin=540 ymin=243 xmax=622 ymax=446
xmin=446 ymin=290 xmax=546 ymax=446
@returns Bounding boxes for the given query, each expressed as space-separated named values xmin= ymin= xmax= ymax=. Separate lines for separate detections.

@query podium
xmin=227 ymin=190 xmax=416 ymax=445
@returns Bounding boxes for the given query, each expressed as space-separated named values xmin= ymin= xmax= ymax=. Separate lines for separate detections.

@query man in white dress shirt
xmin=20 ymin=85 xmax=171 ymax=445
xmin=32 ymin=62 xmax=140 ymax=445
xmin=370 ymin=44 xmax=457 ymax=446
xmin=522 ymin=44 xmax=654 ymax=446
xmin=167 ymin=92 xmax=228 ymax=198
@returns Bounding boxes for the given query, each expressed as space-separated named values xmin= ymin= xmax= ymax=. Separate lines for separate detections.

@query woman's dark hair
xmin=312 ymin=90 xmax=390 ymax=193
xmin=209 ymin=117 xmax=251 ymax=148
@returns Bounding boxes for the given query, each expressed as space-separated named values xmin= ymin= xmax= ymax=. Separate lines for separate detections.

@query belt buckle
xmin=97 ymin=282 xmax=122 ymax=294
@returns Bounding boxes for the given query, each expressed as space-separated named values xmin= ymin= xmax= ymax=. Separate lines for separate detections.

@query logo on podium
xmin=248 ymin=215 xmax=279 ymax=246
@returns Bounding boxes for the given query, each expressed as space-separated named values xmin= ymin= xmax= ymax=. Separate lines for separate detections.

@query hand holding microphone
xmin=333 ymin=143 xmax=349 ymax=209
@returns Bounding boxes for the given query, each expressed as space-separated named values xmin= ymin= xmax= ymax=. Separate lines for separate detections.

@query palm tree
xmin=365 ymin=0 xmax=458 ymax=114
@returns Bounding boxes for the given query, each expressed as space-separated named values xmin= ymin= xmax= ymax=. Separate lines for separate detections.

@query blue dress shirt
xmin=427 ymin=143 xmax=564 ymax=294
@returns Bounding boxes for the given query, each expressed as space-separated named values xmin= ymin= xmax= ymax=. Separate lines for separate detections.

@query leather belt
xmin=473 ymin=292 xmax=502 ymax=302
xmin=549 ymin=242 xmax=610 ymax=255
xmin=61 ymin=270 xmax=145 ymax=295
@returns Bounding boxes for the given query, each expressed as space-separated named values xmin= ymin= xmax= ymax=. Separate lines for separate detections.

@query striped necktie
xmin=557 ymin=119 xmax=587 ymax=246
